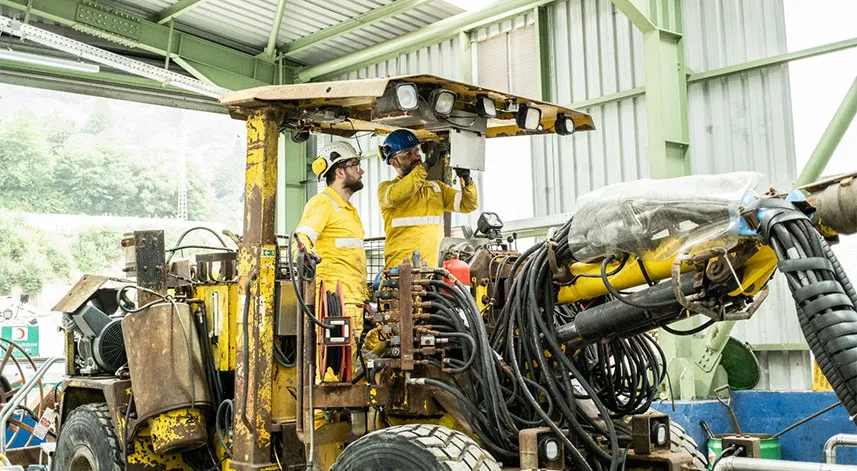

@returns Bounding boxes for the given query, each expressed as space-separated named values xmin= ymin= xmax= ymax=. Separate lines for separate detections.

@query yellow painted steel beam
xmin=232 ymin=108 xmax=283 ymax=471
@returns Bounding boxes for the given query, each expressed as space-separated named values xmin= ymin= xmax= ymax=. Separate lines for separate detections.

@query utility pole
xmin=178 ymin=138 xmax=188 ymax=220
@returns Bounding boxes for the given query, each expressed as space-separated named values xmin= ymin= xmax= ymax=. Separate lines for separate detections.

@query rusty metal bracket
xmin=547 ymin=240 xmax=573 ymax=282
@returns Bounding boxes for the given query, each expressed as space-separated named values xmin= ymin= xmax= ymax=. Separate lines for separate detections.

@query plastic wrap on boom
xmin=567 ymin=172 xmax=761 ymax=261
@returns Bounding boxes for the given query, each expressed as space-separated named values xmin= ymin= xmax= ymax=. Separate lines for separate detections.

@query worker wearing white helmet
xmin=294 ymin=141 xmax=368 ymax=379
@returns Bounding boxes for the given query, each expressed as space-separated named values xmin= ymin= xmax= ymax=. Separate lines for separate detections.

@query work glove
xmin=421 ymin=141 xmax=449 ymax=170
xmin=454 ymin=167 xmax=472 ymax=186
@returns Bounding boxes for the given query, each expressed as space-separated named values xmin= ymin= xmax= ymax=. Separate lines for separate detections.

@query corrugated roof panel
xmin=103 ymin=0 xmax=169 ymax=17
xmin=278 ymin=0 xmax=384 ymax=41
xmin=285 ymin=4 xmax=457 ymax=66
xmin=170 ymin=0 xmax=280 ymax=49
xmin=101 ymin=0 xmax=462 ymax=63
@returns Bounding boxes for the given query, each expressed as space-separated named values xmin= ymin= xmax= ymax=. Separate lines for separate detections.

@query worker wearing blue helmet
xmin=377 ymin=129 xmax=478 ymax=270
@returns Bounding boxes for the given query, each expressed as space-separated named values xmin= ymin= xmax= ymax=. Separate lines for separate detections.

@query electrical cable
xmin=287 ymin=232 xmax=334 ymax=329
xmin=601 ymin=255 xmax=678 ymax=309
xmin=215 ymin=399 xmax=233 ymax=457
xmin=661 ymin=317 xmax=716 ymax=336
xmin=166 ymin=226 xmax=235 ymax=264
xmin=486 ymin=217 xmax=623 ymax=470
xmin=241 ymin=269 xmax=259 ymax=427
xmin=123 ymin=389 xmax=134 ymax=461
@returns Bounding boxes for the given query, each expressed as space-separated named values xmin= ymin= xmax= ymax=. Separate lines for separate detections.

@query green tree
xmin=0 ymin=112 xmax=63 ymax=212
xmin=0 ymin=215 xmax=65 ymax=296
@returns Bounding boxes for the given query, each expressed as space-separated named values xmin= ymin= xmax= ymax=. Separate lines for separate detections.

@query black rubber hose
xmin=662 ymin=318 xmax=716 ymax=336
xmin=436 ymin=332 xmax=477 ymax=373
xmin=764 ymin=215 xmax=857 ymax=421
xmin=601 ymin=255 xmax=679 ymax=309
xmin=287 ymin=232 xmax=334 ymax=330
xmin=555 ymin=274 xmax=695 ymax=346
xmin=241 ymin=269 xmax=258 ymax=428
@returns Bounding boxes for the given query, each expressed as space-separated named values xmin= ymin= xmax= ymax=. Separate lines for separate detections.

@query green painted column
xmin=794 ymin=75 xmax=857 ymax=188
xmin=611 ymin=0 xmax=689 ymax=178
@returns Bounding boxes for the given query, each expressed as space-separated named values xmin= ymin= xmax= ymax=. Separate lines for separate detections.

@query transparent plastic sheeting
xmin=567 ymin=172 xmax=762 ymax=262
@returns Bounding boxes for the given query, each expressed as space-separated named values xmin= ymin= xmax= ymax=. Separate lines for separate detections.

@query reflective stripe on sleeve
xmin=295 ymin=226 xmax=319 ymax=244
xmin=429 ymin=181 xmax=441 ymax=193
xmin=391 ymin=216 xmax=444 ymax=227
xmin=335 ymin=238 xmax=364 ymax=248
xmin=453 ymin=191 xmax=462 ymax=212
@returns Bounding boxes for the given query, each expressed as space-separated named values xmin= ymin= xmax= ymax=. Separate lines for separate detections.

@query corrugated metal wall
xmin=532 ymin=0 xmax=648 ymax=216
xmin=681 ymin=0 xmax=807 ymax=389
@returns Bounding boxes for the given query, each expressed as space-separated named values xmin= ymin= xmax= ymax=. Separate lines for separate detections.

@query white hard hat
xmin=312 ymin=141 xmax=362 ymax=181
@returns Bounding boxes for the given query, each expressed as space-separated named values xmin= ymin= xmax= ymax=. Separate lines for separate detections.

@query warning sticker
xmin=813 ymin=358 xmax=833 ymax=391
xmin=33 ymin=408 xmax=57 ymax=440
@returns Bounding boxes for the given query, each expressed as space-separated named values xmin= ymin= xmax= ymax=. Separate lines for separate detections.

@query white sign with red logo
xmin=33 ymin=408 xmax=56 ymax=440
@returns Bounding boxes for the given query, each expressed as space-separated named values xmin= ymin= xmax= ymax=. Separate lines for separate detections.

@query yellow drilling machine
xmin=49 ymin=74 xmax=857 ymax=471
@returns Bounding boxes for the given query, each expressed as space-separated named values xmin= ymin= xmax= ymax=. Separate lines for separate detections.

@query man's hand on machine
xmin=420 ymin=141 xmax=449 ymax=170
xmin=454 ymin=167 xmax=472 ymax=186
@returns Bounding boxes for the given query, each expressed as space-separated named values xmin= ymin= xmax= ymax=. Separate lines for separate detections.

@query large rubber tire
xmin=332 ymin=424 xmax=501 ymax=471
xmin=53 ymin=403 xmax=124 ymax=471
xmin=669 ymin=421 xmax=708 ymax=470
xmin=614 ymin=418 xmax=707 ymax=470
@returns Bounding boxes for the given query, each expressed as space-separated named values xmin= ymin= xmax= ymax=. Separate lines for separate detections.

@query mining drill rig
xmin=49 ymin=74 xmax=857 ymax=471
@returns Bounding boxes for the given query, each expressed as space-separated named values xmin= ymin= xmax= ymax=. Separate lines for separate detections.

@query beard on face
xmin=344 ymin=173 xmax=364 ymax=192
xmin=396 ymin=152 xmax=420 ymax=177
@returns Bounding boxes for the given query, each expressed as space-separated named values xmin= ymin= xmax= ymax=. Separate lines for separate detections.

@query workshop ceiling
xmin=98 ymin=0 xmax=464 ymax=65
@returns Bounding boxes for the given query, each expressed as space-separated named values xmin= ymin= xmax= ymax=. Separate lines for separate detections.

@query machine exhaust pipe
xmin=805 ymin=172 xmax=857 ymax=236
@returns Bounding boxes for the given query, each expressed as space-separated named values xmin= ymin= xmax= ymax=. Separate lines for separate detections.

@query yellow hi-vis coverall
xmin=378 ymin=165 xmax=478 ymax=270
xmin=294 ymin=187 xmax=368 ymax=368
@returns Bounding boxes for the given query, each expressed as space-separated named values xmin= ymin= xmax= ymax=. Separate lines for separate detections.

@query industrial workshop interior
xmin=1 ymin=0 xmax=857 ymax=470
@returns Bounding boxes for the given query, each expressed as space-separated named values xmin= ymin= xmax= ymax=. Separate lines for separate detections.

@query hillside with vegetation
xmin=0 ymin=84 xmax=245 ymax=297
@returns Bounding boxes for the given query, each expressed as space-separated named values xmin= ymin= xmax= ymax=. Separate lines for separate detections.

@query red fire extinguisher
xmin=443 ymin=258 xmax=471 ymax=289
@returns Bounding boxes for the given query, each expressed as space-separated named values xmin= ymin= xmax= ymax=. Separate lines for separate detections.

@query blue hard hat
xmin=378 ymin=129 xmax=420 ymax=164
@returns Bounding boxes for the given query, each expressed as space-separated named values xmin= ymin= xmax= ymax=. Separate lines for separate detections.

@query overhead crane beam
xmin=0 ymin=0 xmax=282 ymax=90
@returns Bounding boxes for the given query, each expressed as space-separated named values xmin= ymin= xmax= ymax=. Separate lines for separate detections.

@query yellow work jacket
xmin=378 ymin=166 xmax=478 ymax=270
xmin=295 ymin=187 xmax=368 ymax=306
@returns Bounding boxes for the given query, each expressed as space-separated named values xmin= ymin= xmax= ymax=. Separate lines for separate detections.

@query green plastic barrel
xmin=707 ymin=434 xmax=781 ymax=468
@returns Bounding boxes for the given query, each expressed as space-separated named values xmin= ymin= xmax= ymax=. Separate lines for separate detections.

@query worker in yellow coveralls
xmin=294 ymin=141 xmax=368 ymax=386
xmin=377 ymin=129 xmax=479 ymax=270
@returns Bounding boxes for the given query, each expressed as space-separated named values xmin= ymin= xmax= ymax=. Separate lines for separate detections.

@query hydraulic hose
xmin=753 ymin=200 xmax=857 ymax=421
